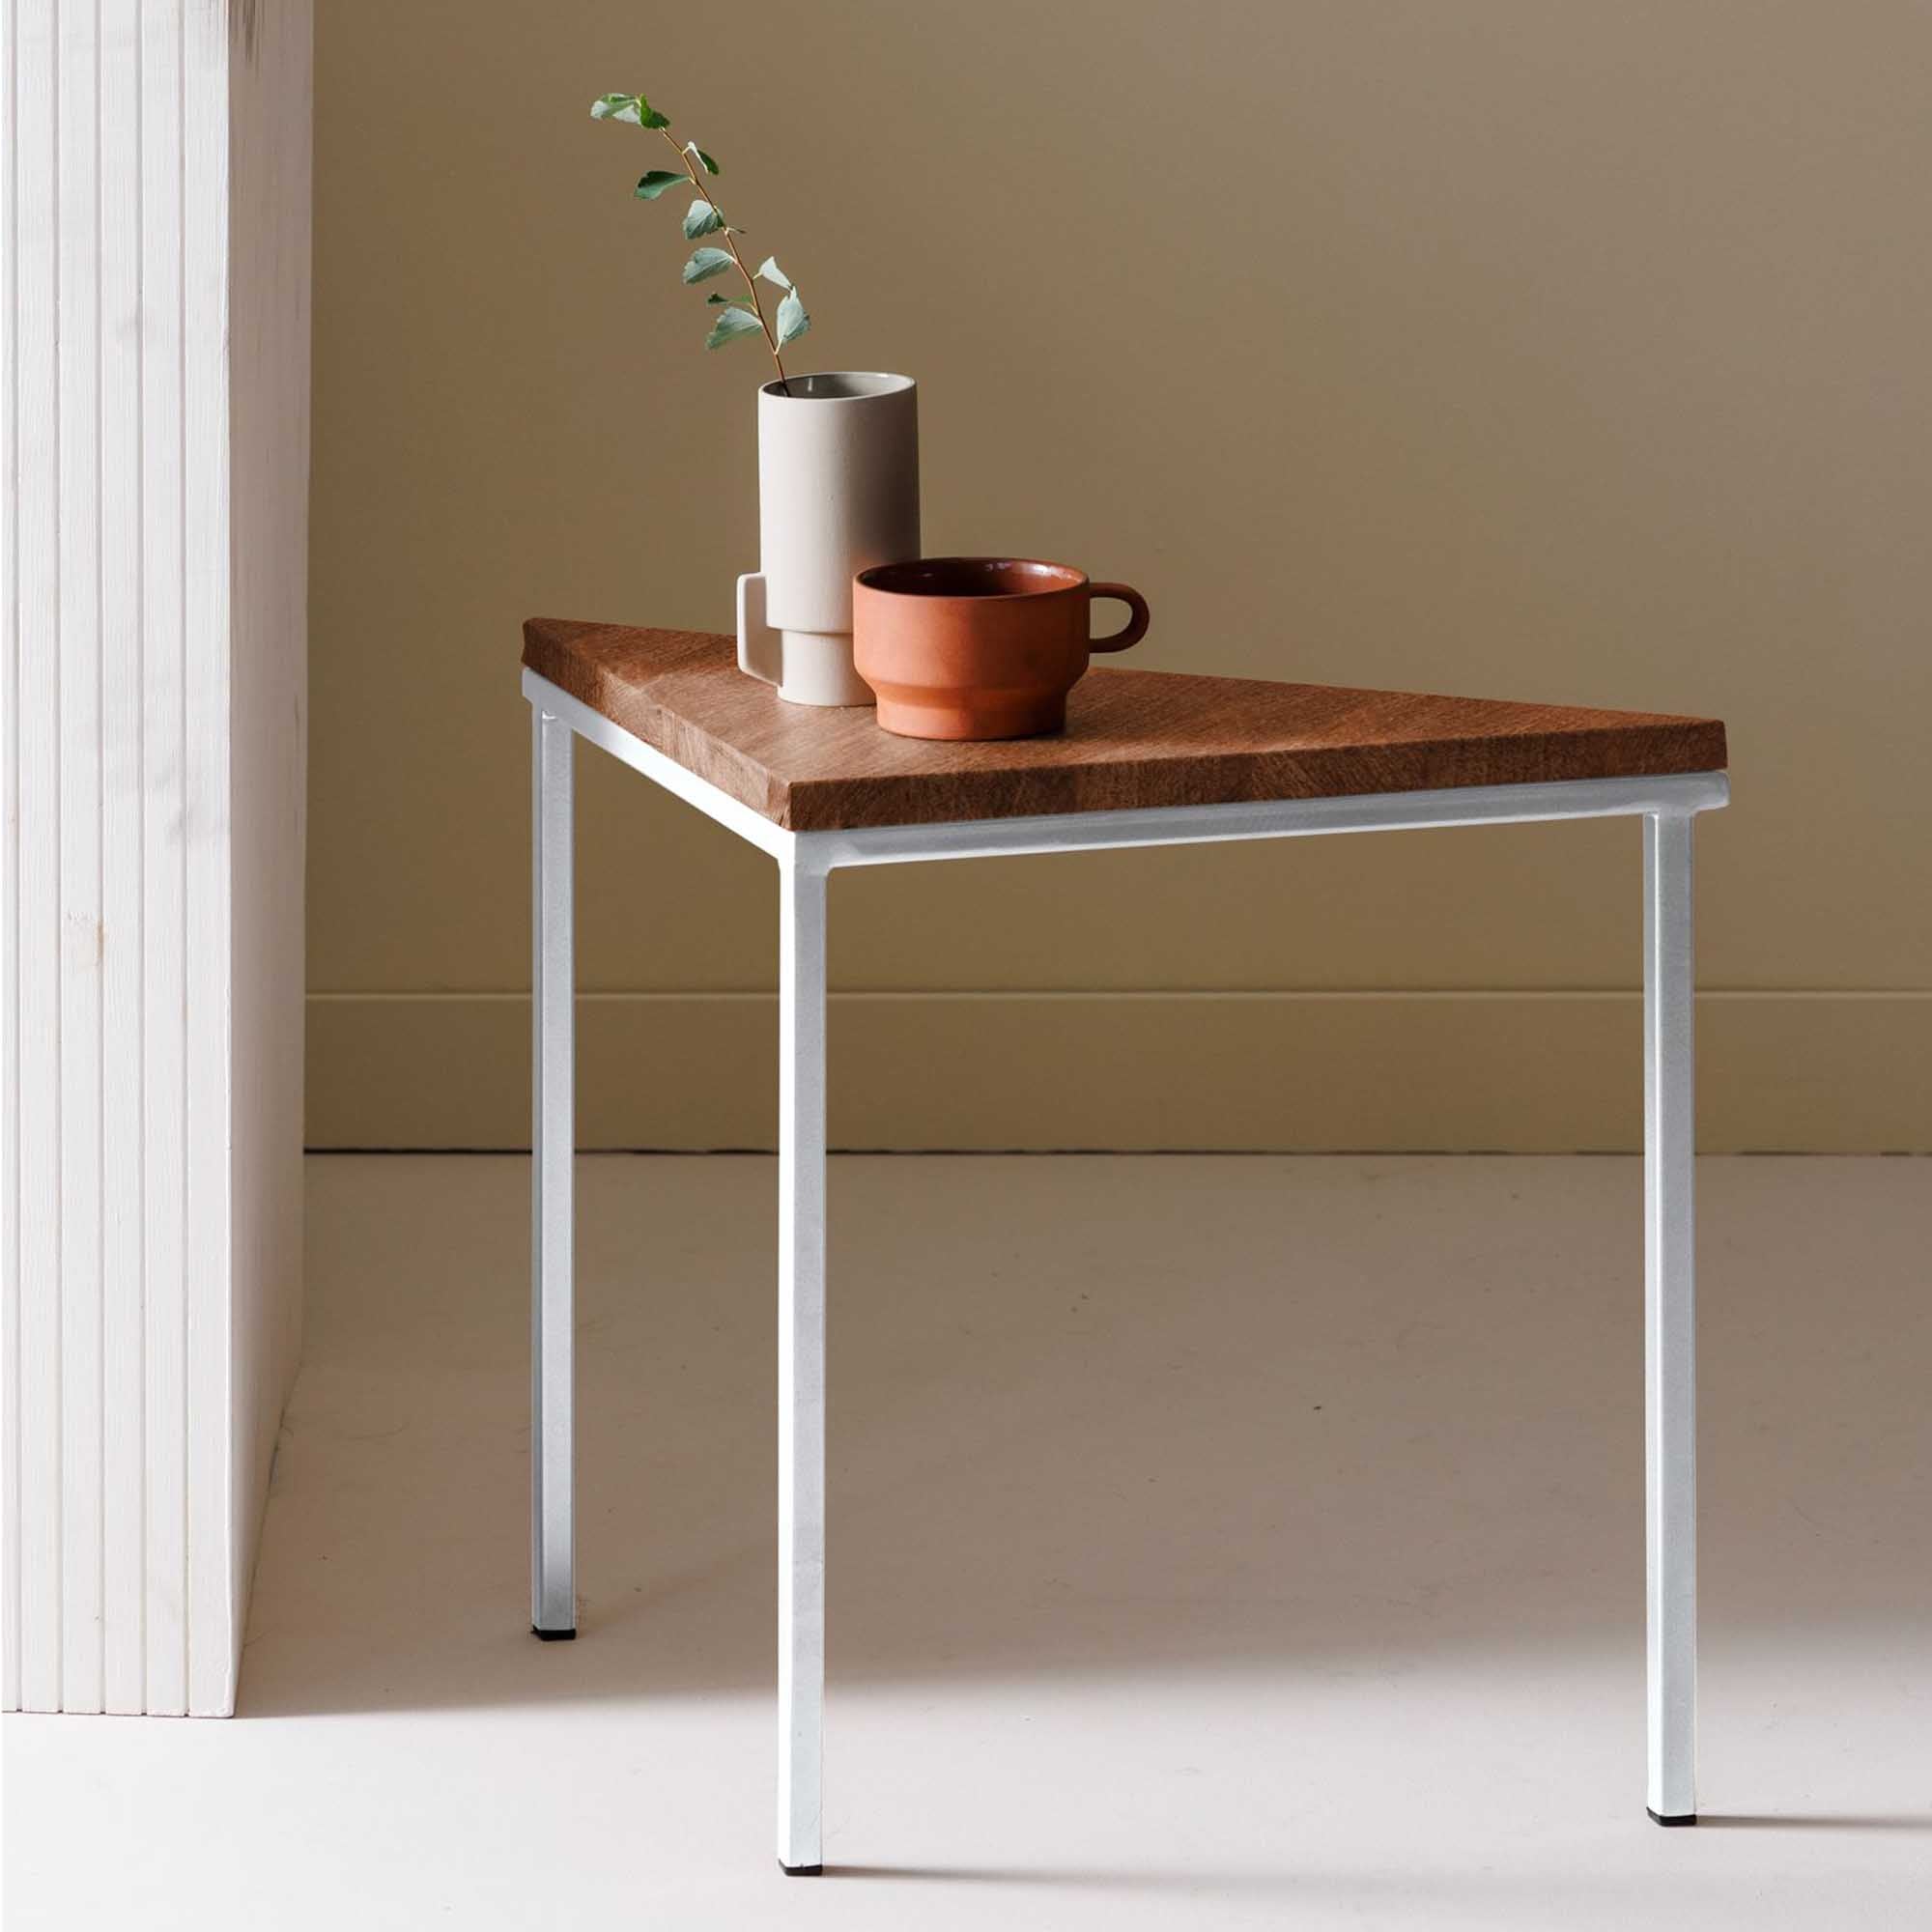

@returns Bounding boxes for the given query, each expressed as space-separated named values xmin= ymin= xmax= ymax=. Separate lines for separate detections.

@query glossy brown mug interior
xmin=851 ymin=556 xmax=1151 ymax=740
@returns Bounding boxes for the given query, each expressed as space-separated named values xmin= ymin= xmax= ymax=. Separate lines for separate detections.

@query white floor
xmin=6 ymin=1154 xmax=1929 ymax=1929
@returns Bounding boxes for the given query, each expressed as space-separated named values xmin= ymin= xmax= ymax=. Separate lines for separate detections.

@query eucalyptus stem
xmin=591 ymin=90 xmax=810 ymax=381
xmin=656 ymin=128 xmax=788 ymax=391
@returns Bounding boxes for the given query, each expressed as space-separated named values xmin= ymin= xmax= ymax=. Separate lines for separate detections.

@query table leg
xmin=778 ymin=850 xmax=829 ymax=1874
xmin=1644 ymin=811 xmax=1696 ymax=1822
xmin=531 ymin=706 xmax=576 ymax=1639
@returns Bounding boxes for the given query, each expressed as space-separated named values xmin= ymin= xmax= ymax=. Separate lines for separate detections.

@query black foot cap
xmin=531 ymin=1625 xmax=577 ymax=1642
xmin=1648 ymin=1808 xmax=1697 ymax=1828
xmin=781 ymin=1862 xmax=823 ymax=1877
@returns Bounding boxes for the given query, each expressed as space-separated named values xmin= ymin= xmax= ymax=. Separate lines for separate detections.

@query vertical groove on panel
xmin=58 ymin=0 xmax=105 ymax=1716
xmin=93 ymin=0 xmax=106 ymax=1714
xmin=175 ymin=0 xmax=192 ymax=1712
xmin=178 ymin=0 xmax=192 ymax=1708
xmin=177 ymin=0 xmax=192 ymax=1710
xmin=131 ymin=0 xmax=149 ymax=1714
xmin=93 ymin=0 xmax=108 ymax=1712
xmin=50 ymin=0 xmax=65 ymax=1722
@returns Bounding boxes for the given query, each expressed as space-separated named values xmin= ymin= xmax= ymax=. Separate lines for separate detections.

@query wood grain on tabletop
xmin=522 ymin=618 xmax=1728 ymax=833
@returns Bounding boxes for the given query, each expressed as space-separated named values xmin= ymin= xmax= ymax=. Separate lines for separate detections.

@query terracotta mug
xmin=852 ymin=556 xmax=1151 ymax=740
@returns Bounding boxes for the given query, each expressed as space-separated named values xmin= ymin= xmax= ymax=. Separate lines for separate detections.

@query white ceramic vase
xmin=736 ymin=372 xmax=920 ymax=706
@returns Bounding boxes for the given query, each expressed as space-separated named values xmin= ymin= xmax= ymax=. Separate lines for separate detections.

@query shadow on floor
xmin=1697 ymin=1815 xmax=1932 ymax=1833
xmin=240 ymin=1155 xmax=1931 ymax=1726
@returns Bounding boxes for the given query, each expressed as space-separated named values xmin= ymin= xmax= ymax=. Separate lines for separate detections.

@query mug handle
xmin=1088 ymin=582 xmax=1150 ymax=653
xmin=737 ymin=571 xmax=782 ymax=686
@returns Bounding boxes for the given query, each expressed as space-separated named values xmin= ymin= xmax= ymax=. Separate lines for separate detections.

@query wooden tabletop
xmin=523 ymin=618 xmax=1727 ymax=834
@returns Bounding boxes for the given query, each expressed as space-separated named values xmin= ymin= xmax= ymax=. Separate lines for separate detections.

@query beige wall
xmin=308 ymin=0 xmax=1930 ymax=1151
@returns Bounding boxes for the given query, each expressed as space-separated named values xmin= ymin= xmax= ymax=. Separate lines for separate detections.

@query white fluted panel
xmin=55 ymin=0 xmax=106 ymax=1720
xmin=224 ymin=0 xmax=310 ymax=1674
xmin=137 ymin=0 xmax=190 ymax=1720
xmin=2 ymin=0 xmax=309 ymax=1718
xmin=180 ymin=0 xmax=235 ymax=1722
xmin=11 ymin=0 xmax=67 ymax=1720
xmin=99 ymin=0 xmax=149 ymax=1721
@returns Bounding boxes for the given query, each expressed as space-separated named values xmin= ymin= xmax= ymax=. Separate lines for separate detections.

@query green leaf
xmin=776 ymin=287 xmax=810 ymax=348
xmin=592 ymin=92 xmax=670 ymax=128
xmin=681 ymin=246 xmax=734 ymax=284
xmin=682 ymin=199 xmax=724 ymax=240
xmin=634 ymin=170 xmax=687 ymax=201
xmin=755 ymin=256 xmax=792 ymax=290
xmin=705 ymin=306 xmax=766 ymax=349
xmin=685 ymin=142 xmax=720 ymax=176
xmin=705 ymin=293 xmax=755 ymax=308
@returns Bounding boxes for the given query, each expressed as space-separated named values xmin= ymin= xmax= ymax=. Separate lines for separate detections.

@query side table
xmin=520 ymin=617 xmax=1729 ymax=1873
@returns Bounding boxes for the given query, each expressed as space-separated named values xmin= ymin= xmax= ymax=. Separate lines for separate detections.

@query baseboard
xmin=303 ymin=991 xmax=1929 ymax=1153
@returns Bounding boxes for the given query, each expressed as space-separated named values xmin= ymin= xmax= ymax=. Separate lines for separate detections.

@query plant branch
xmin=660 ymin=128 xmax=788 ymax=390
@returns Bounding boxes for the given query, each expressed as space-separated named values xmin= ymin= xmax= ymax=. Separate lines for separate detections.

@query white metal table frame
xmin=523 ymin=666 xmax=1729 ymax=1873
